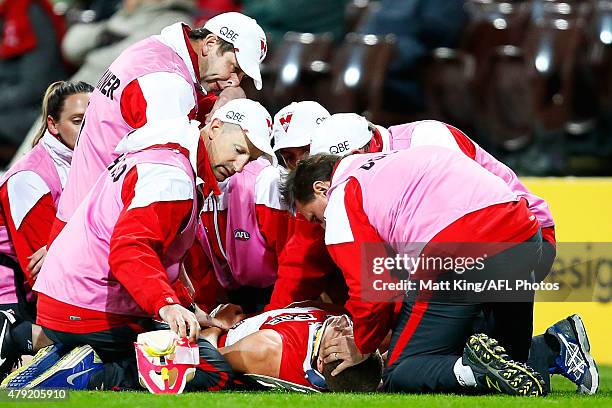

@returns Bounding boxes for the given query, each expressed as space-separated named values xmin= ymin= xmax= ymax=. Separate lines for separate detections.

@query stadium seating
xmin=322 ymin=32 xmax=398 ymax=125
xmin=422 ymin=48 xmax=477 ymax=136
xmin=267 ymin=32 xmax=335 ymax=113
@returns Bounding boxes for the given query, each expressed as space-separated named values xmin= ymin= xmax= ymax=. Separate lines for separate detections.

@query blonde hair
xmin=32 ymin=81 xmax=94 ymax=147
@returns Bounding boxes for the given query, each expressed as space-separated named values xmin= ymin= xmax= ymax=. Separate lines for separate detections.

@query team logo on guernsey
xmin=279 ymin=113 xmax=293 ymax=132
xmin=260 ymin=39 xmax=267 ymax=62
xmin=234 ymin=229 xmax=250 ymax=241
xmin=266 ymin=313 xmax=316 ymax=325
xmin=266 ymin=117 xmax=273 ymax=132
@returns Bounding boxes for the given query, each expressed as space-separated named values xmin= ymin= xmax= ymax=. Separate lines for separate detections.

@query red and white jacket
xmin=50 ymin=23 xmax=217 ymax=242
xmin=0 ymin=132 xmax=71 ymax=304
xmin=192 ymin=160 xmax=290 ymax=308
xmin=267 ymin=121 xmax=555 ymax=310
xmin=36 ymin=120 xmax=217 ymax=333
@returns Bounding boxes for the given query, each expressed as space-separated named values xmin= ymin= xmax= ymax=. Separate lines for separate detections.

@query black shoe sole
xmin=464 ymin=333 xmax=545 ymax=396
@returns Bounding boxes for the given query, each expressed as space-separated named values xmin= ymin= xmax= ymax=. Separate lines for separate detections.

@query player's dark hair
xmin=322 ymin=352 xmax=383 ymax=392
xmin=188 ymin=28 xmax=235 ymax=55
xmin=280 ymin=153 xmax=340 ymax=209
xmin=33 ymin=80 xmax=94 ymax=147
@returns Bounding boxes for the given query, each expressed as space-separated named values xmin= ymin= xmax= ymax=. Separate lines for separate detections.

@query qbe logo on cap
xmin=226 ymin=111 xmax=245 ymax=122
xmin=219 ymin=26 xmax=239 ymax=42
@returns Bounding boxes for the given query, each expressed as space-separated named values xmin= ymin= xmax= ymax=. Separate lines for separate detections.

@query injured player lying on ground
xmin=198 ymin=303 xmax=384 ymax=392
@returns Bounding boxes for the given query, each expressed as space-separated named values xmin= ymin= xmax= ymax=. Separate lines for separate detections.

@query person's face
xmin=295 ymin=180 xmax=330 ymax=228
xmin=199 ymin=36 xmax=245 ymax=92
xmin=201 ymin=119 xmax=262 ymax=181
xmin=279 ymin=145 xmax=310 ymax=170
xmin=47 ymin=93 xmax=90 ymax=150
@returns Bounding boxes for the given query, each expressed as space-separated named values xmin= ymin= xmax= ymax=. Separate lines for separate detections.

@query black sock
xmin=528 ymin=335 xmax=553 ymax=394
xmin=11 ymin=321 xmax=33 ymax=354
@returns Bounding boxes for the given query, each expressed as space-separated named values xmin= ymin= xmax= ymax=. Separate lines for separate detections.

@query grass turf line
xmin=7 ymin=366 xmax=611 ymax=407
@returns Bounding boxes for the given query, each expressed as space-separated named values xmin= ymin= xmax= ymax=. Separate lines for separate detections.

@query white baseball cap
xmin=272 ymin=101 xmax=330 ymax=152
xmin=211 ymin=98 xmax=274 ymax=162
xmin=204 ymin=12 xmax=267 ymax=90
xmin=309 ymin=113 xmax=372 ymax=156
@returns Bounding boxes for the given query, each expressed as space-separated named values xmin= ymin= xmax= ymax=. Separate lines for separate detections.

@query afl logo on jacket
xmin=234 ymin=229 xmax=251 ymax=241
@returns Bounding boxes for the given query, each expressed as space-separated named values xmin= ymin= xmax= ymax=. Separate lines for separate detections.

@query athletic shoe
xmin=547 ymin=314 xmax=599 ymax=394
xmin=242 ymin=373 xmax=321 ymax=393
xmin=1 ymin=344 xmax=67 ymax=389
xmin=463 ymin=333 xmax=545 ymax=396
xmin=23 ymin=345 xmax=103 ymax=389
xmin=0 ymin=310 xmax=19 ymax=381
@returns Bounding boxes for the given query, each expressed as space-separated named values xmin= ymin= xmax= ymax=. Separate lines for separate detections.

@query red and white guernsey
xmin=221 ymin=307 xmax=336 ymax=388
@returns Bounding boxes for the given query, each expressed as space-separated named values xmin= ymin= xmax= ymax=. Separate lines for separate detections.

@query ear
xmin=208 ymin=118 xmax=223 ymax=140
xmin=202 ymin=34 xmax=218 ymax=56
xmin=312 ymin=180 xmax=330 ymax=196
xmin=46 ymin=115 xmax=59 ymax=136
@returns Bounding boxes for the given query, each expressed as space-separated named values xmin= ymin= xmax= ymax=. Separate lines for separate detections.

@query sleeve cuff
xmin=153 ymin=294 xmax=181 ymax=319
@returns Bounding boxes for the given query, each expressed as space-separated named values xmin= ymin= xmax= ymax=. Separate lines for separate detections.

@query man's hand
xmin=320 ymin=316 xmax=370 ymax=376
xmin=321 ymin=333 xmax=370 ymax=376
xmin=27 ymin=246 xmax=47 ymax=281
xmin=194 ymin=304 xmax=232 ymax=331
xmin=210 ymin=303 xmax=245 ymax=328
xmin=158 ymin=304 xmax=200 ymax=343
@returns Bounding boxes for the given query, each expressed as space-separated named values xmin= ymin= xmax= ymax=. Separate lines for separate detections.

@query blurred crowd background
xmin=1 ymin=0 xmax=611 ymax=175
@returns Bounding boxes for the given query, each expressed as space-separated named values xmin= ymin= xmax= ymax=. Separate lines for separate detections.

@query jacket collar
xmin=41 ymin=131 xmax=73 ymax=167
xmin=156 ymin=22 xmax=202 ymax=90
xmin=114 ymin=119 xmax=220 ymax=195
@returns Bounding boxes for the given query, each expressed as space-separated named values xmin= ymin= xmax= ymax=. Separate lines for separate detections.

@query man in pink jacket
xmin=5 ymin=99 xmax=274 ymax=392
xmin=281 ymin=149 xmax=599 ymax=396
xmin=50 ymin=12 xmax=268 ymax=242
xmin=281 ymin=149 xmax=547 ymax=396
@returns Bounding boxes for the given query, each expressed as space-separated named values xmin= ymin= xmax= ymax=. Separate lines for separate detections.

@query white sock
xmin=453 ymin=357 xmax=477 ymax=387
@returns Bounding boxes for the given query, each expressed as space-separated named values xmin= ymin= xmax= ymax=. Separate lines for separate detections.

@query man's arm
xmin=219 ymin=330 xmax=282 ymax=377
xmin=255 ymin=166 xmax=291 ymax=257
xmin=325 ymin=178 xmax=396 ymax=355
xmin=120 ymin=72 xmax=197 ymax=128
xmin=109 ymin=163 xmax=193 ymax=316
xmin=266 ymin=217 xmax=337 ymax=310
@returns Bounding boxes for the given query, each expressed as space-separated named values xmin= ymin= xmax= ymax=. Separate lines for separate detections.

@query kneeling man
xmin=7 ymin=99 xmax=274 ymax=391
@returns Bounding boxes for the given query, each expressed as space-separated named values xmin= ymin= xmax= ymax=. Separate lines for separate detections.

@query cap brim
xmin=236 ymin=53 xmax=263 ymax=90
xmin=245 ymin=131 xmax=275 ymax=164
xmin=273 ymin=135 xmax=310 ymax=152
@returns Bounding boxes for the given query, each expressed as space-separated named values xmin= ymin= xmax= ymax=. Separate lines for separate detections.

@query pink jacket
xmin=34 ymin=148 xmax=198 ymax=316
xmin=384 ymin=121 xmax=554 ymax=229
xmin=325 ymin=147 xmax=518 ymax=254
xmin=56 ymin=23 xmax=199 ymax=224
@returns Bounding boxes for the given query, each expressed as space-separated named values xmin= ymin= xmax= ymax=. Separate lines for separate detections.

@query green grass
xmin=7 ymin=366 xmax=612 ymax=408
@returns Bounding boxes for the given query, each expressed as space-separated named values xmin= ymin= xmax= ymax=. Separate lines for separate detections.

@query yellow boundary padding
xmin=523 ymin=178 xmax=612 ymax=364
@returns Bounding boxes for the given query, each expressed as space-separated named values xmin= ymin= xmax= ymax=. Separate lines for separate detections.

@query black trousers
xmin=43 ymin=321 xmax=233 ymax=391
xmin=383 ymin=231 xmax=542 ymax=393
xmin=0 ymin=254 xmax=37 ymax=355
